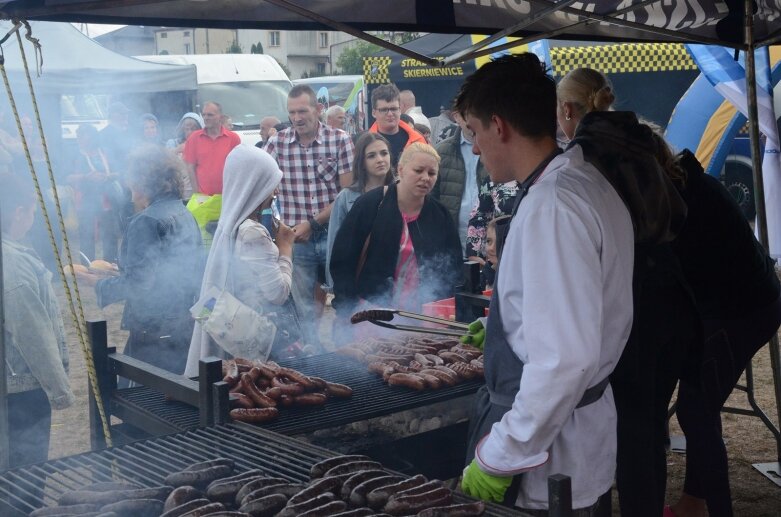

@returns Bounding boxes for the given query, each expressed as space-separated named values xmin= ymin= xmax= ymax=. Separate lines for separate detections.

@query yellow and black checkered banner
xmin=364 ymin=56 xmax=392 ymax=84
xmin=551 ymin=43 xmax=697 ymax=76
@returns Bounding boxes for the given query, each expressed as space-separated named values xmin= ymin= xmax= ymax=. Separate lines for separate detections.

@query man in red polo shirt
xmin=183 ymin=101 xmax=241 ymax=195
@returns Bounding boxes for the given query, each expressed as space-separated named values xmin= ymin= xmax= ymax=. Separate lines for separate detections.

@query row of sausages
xmin=337 ymin=335 xmax=485 ymax=391
xmin=222 ymin=359 xmax=353 ymax=424
xmin=32 ymin=455 xmax=486 ymax=516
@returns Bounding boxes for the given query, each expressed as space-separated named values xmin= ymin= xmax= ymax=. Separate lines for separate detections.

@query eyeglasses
xmin=376 ymin=107 xmax=400 ymax=114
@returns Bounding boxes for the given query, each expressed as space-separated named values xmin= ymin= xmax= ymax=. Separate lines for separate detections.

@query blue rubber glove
xmin=459 ymin=319 xmax=486 ymax=350
xmin=460 ymin=459 xmax=513 ymax=503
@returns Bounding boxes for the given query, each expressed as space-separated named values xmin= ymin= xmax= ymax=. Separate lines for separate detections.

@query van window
xmin=199 ymin=80 xmax=291 ymax=130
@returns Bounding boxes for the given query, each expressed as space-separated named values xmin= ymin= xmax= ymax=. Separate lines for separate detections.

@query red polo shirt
xmin=183 ymin=127 xmax=241 ymax=195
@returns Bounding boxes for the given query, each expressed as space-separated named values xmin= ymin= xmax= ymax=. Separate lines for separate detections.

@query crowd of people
xmin=1 ymin=54 xmax=779 ymax=517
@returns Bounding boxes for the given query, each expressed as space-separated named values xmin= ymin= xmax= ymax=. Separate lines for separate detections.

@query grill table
xmin=0 ymin=423 xmax=537 ymax=517
xmin=88 ymin=321 xmax=483 ymax=478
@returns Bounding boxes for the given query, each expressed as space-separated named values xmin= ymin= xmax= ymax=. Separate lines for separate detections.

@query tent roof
xmin=0 ymin=20 xmax=196 ymax=94
xmin=0 ymin=1 xmax=776 ymax=50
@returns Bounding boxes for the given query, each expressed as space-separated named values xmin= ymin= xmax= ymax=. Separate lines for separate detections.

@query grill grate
xmin=113 ymin=352 xmax=483 ymax=434
xmin=0 ymin=423 xmax=526 ymax=516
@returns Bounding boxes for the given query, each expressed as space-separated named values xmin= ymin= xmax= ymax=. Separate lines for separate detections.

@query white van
xmin=137 ymin=54 xmax=292 ymax=145
xmin=293 ymin=75 xmax=367 ymax=134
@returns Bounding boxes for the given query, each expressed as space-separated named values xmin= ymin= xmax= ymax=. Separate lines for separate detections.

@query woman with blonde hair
xmin=330 ymin=142 xmax=462 ymax=321
xmin=557 ymin=67 xmax=697 ymax=517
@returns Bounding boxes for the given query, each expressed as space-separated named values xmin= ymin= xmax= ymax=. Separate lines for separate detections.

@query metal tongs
xmin=351 ymin=308 xmax=468 ymax=337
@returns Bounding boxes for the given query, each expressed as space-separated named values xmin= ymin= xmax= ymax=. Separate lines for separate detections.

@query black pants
xmin=611 ymin=276 xmax=699 ymax=517
xmin=676 ymin=296 xmax=781 ymax=517
xmin=4 ymin=389 xmax=51 ymax=510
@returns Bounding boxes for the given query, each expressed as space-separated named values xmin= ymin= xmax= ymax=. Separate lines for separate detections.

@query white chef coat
xmin=474 ymin=145 xmax=634 ymax=510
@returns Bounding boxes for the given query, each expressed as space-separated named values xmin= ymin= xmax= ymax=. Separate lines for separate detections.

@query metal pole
xmin=744 ymin=0 xmax=781 ymax=466
xmin=0 ymin=212 xmax=8 ymax=471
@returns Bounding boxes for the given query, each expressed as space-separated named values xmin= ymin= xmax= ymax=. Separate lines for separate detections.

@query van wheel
xmin=723 ymin=155 xmax=756 ymax=220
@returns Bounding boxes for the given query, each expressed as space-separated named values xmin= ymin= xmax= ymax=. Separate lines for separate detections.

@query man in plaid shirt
xmin=265 ymin=85 xmax=354 ymax=347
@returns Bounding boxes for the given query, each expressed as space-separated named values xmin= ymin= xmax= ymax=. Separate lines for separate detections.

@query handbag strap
xmin=355 ymin=185 xmax=389 ymax=282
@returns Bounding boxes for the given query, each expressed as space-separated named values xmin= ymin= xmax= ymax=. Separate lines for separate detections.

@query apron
xmin=465 ymin=148 xmax=610 ymax=508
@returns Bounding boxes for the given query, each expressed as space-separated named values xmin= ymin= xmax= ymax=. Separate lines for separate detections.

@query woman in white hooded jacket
xmin=185 ymin=144 xmax=296 ymax=376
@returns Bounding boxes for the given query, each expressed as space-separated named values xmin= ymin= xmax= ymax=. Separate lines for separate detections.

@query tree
xmin=336 ymin=40 xmax=381 ymax=75
xmin=274 ymin=58 xmax=291 ymax=77
xmin=250 ymin=42 xmax=263 ymax=54
xmin=225 ymin=41 xmax=243 ymax=54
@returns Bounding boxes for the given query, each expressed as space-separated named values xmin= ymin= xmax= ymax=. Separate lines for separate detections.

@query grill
xmin=112 ymin=352 xmax=482 ymax=435
xmin=0 ymin=423 xmax=531 ymax=517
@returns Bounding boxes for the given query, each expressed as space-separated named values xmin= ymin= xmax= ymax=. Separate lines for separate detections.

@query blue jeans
xmin=292 ymin=232 xmax=328 ymax=346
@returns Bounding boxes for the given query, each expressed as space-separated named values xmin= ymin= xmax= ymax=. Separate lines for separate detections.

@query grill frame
xmin=0 ymin=423 xmax=534 ymax=517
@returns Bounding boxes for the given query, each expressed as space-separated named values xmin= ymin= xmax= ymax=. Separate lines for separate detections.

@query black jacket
xmin=330 ymin=183 xmax=462 ymax=317
xmin=96 ymin=193 xmax=204 ymax=332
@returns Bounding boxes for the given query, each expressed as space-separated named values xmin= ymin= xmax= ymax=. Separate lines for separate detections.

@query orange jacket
xmin=369 ymin=120 xmax=427 ymax=148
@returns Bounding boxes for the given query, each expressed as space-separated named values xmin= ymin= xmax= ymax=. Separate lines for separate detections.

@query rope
xmin=0 ymin=22 xmax=113 ymax=446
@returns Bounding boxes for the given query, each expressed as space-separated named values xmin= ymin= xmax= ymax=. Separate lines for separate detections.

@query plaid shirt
xmin=265 ymin=122 xmax=354 ymax=226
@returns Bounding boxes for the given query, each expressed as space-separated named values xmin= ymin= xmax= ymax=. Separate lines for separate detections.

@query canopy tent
xmin=0 ymin=19 xmax=196 ymax=94
xmin=0 ymin=0 xmax=777 ymax=50
xmin=0 ymin=0 xmax=778 ymax=489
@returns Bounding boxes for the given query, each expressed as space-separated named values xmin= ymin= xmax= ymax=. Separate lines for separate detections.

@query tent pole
xmin=744 ymin=0 xmax=781 ymax=480
xmin=0 ymin=212 xmax=7 ymax=472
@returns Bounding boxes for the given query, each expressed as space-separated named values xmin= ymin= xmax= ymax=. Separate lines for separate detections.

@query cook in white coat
xmin=456 ymin=54 xmax=635 ymax=513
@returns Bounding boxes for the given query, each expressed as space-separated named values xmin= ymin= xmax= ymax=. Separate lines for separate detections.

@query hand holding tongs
xmin=350 ymin=308 xmax=468 ymax=337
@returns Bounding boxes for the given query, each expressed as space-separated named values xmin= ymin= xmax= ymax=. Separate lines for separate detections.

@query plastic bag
xmin=186 ymin=193 xmax=222 ymax=246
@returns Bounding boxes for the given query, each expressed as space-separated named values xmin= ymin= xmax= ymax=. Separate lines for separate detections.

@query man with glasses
xmin=183 ymin=101 xmax=241 ymax=196
xmin=369 ymin=83 xmax=426 ymax=166
xmin=265 ymin=85 xmax=354 ymax=349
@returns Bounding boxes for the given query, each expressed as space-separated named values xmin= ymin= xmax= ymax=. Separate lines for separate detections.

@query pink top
xmin=393 ymin=212 xmax=420 ymax=310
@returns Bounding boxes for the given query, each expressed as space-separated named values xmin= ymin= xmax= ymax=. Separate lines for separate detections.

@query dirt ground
xmin=46 ymin=282 xmax=781 ymax=516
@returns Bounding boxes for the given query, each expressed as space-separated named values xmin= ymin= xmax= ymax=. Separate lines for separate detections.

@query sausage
xmin=306 ymin=376 xmax=329 ymax=390
xmin=234 ymin=478 xmax=289 ymax=506
xmin=264 ymin=387 xmax=283 ymax=400
xmin=349 ymin=475 xmax=405 ymax=507
xmin=366 ymin=474 xmax=428 ymax=510
xmin=383 ymin=487 xmax=452 ymax=515
xmin=58 ymin=486 xmax=173 ymax=506
xmin=184 ymin=458 xmax=235 ymax=472
xmin=239 ymin=484 xmax=306 ymax=507
xmin=229 ymin=393 xmax=255 ymax=409
xmin=424 ymin=354 xmax=444 ymax=366
xmin=418 ymin=368 xmax=458 ymax=386
xmin=270 ymin=375 xmax=305 ymax=396
xmin=339 ymin=470 xmax=391 ymax=499
xmin=387 ymin=373 xmax=427 ymax=390
xmin=297 ymin=500 xmax=348 ymax=517
xmin=275 ymin=492 xmax=336 ymax=517
xmin=393 ymin=480 xmax=444 ymax=498
xmin=247 ymin=367 xmax=263 ymax=383
xmin=81 ymin=481 xmax=141 ymax=492
xmin=206 ymin=474 xmax=265 ymax=503
xmin=241 ymin=373 xmax=277 ymax=408
xmin=229 ymin=408 xmax=279 ymax=424
xmin=438 ymin=351 xmax=469 ymax=364
xmin=330 ymin=509 xmax=376 ymax=517
xmin=165 ymin=465 xmax=234 ymax=488
xmin=325 ymin=382 xmax=353 ymax=398
xmin=286 ymin=476 xmax=343 ymax=506
xmin=351 ymin=309 xmax=393 ymax=324
xmin=29 ymin=504 xmax=100 ymax=516
xmin=256 ymin=377 xmax=272 ymax=389
xmin=292 ymin=393 xmax=327 ymax=406
xmin=161 ymin=499 xmax=212 ymax=517
xmin=206 ymin=469 xmax=265 ymax=492
xmin=198 ymin=513 xmax=249 ymax=517
xmin=233 ymin=358 xmax=257 ymax=371
xmin=98 ymin=499 xmax=163 ymax=517
xmin=323 ymin=460 xmax=383 ymax=478
xmin=178 ymin=502 xmax=225 ymax=516
xmin=416 ymin=501 xmax=486 ymax=516
xmin=310 ymin=455 xmax=372 ymax=479
xmin=336 ymin=347 xmax=367 ymax=362
xmin=164 ymin=486 xmax=204 ymax=511
xmin=223 ymin=361 xmax=240 ymax=386
xmin=276 ymin=367 xmax=312 ymax=387
xmin=237 ymin=493 xmax=287 ymax=517
xmin=415 ymin=372 xmax=443 ymax=390
xmin=254 ymin=363 xmax=279 ymax=379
